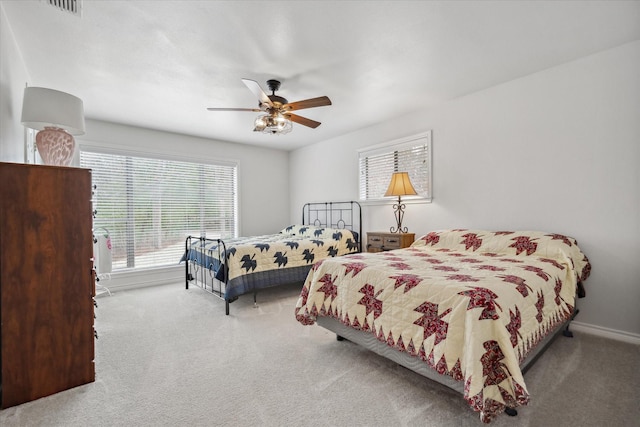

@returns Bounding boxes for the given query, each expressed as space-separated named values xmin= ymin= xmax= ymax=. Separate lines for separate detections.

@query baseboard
xmin=95 ymin=279 xmax=171 ymax=295
xmin=94 ymin=265 xmax=183 ymax=297
xmin=570 ymin=321 xmax=640 ymax=345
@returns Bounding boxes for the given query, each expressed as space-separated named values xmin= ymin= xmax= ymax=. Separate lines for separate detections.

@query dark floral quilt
xmin=188 ymin=225 xmax=359 ymax=284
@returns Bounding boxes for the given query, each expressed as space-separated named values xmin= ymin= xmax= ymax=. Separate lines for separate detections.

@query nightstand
xmin=367 ymin=232 xmax=415 ymax=252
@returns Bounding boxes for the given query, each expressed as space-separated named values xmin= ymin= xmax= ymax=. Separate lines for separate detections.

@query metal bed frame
xmin=184 ymin=201 xmax=362 ymax=315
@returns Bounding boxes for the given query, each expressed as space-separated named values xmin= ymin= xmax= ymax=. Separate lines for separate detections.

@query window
xmin=358 ymin=131 xmax=432 ymax=202
xmin=80 ymin=150 xmax=237 ymax=271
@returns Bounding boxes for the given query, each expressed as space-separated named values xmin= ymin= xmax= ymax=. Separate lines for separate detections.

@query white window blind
xmin=81 ymin=150 xmax=237 ymax=271
xmin=359 ymin=131 xmax=432 ymax=202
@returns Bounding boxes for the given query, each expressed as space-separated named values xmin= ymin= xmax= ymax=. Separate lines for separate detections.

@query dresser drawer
xmin=367 ymin=232 xmax=414 ymax=252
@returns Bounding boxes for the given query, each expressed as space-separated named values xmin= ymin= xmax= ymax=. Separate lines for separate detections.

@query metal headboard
xmin=302 ymin=201 xmax=362 ymax=252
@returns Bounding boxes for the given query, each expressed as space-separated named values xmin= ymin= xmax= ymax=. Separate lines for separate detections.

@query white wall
xmin=0 ymin=3 xmax=29 ymax=162
xmin=290 ymin=41 xmax=640 ymax=340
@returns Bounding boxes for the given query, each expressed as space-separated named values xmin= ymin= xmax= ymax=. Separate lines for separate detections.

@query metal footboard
xmin=185 ymin=236 xmax=235 ymax=315
xmin=185 ymin=201 xmax=362 ymax=315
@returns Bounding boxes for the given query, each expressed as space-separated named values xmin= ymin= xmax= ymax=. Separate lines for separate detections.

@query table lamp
xmin=21 ymin=86 xmax=85 ymax=166
xmin=384 ymin=171 xmax=418 ymax=233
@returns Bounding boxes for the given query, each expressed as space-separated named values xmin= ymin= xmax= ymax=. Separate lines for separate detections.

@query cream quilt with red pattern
xmin=295 ymin=229 xmax=591 ymax=423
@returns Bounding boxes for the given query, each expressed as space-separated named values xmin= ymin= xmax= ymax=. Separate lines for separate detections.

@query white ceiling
xmin=3 ymin=1 xmax=640 ymax=151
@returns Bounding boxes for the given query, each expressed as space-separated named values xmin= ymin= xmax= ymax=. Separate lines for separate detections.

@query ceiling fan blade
xmin=283 ymin=96 xmax=331 ymax=111
xmin=286 ymin=113 xmax=321 ymax=129
xmin=207 ymin=107 xmax=261 ymax=112
xmin=242 ymin=78 xmax=272 ymax=107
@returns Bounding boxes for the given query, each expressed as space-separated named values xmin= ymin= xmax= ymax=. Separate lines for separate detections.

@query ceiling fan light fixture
xmin=253 ymin=112 xmax=292 ymax=135
xmin=254 ymin=114 xmax=267 ymax=131
xmin=209 ymin=78 xmax=330 ymax=135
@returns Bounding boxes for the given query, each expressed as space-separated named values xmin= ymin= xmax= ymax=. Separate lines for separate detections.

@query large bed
xmin=183 ymin=201 xmax=361 ymax=314
xmin=295 ymin=229 xmax=591 ymax=422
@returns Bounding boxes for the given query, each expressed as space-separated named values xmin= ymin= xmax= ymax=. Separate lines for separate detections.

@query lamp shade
xmin=21 ymin=87 xmax=85 ymax=135
xmin=384 ymin=172 xmax=418 ymax=197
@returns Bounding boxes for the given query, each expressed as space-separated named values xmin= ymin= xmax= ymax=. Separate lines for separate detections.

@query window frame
xmin=358 ymin=131 xmax=432 ymax=204
xmin=79 ymin=144 xmax=238 ymax=272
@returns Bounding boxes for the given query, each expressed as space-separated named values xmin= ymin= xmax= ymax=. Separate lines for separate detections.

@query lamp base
xmin=389 ymin=196 xmax=409 ymax=233
xmin=35 ymin=127 xmax=75 ymax=166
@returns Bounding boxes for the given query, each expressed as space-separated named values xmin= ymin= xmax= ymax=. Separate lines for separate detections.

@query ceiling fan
xmin=207 ymin=79 xmax=331 ymax=134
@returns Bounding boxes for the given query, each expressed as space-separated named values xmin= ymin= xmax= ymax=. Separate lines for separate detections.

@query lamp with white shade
xmin=21 ymin=87 xmax=85 ymax=167
xmin=384 ymin=171 xmax=418 ymax=233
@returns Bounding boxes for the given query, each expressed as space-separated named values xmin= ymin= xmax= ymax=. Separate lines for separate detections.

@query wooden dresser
xmin=0 ymin=162 xmax=95 ymax=409
xmin=366 ymin=231 xmax=415 ymax=252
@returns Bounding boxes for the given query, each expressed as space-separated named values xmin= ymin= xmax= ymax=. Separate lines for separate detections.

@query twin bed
xmin=182 ymin=201 xmax=361 ymax=315
xmin=295 ymin=229 xmax=591 ymax=422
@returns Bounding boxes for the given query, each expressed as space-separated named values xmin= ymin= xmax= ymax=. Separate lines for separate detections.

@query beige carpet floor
xmin=1 ymin=282 xmax=638 ymax=426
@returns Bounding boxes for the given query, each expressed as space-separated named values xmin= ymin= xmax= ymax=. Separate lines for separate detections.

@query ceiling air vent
xmin=45 ymin=0 xmax=82 ymax=17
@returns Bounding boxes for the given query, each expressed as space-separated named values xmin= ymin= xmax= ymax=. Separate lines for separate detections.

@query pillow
xmin=412 ymin=229 xmax=591 ymax=281
xmin=281 ymin=225 xmax=323 ymax=237
xmin=281 ymin=225 xmax=357 ymax=242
